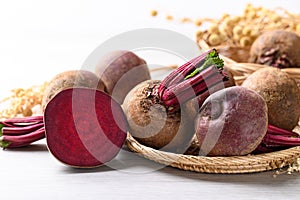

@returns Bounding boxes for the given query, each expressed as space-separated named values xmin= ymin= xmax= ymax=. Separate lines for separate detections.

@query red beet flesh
xmin=44 ymin=88 xmax=128 ymax=168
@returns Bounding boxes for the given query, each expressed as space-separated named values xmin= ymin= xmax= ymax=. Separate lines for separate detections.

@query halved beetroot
xmin=44 ymin=88 xmax=128 ymax=168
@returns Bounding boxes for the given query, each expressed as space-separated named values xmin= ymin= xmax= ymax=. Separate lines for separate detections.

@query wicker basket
xmin=125 ymin=40 xmax=300 ymax=174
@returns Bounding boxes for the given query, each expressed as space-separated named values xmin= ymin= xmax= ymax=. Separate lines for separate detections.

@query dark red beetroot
xmin=44 ymin=88 xmax=128 ymax=168
xmin=195 ymin=86 xmax=268 ymax=156
xmin=95 ymin=50 xmax=151 ymax=104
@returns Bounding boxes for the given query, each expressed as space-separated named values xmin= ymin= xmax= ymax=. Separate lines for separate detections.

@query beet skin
xmin=95 ymin=50 xmax=150 ymax=104
xmin=44 ymin=88 xmax=128 ymax=168
xmin=195 ymin=86 xmax=268 ymax=156
xmin=249 ymin=30 xmax=300 ymax=68
xmin=42 ymin=70 xmax=105 ymax=111
xmin=242 ymin=67 xmax=300 ymax=130
xmin=123 ymin=80 xmax=196 ymax=153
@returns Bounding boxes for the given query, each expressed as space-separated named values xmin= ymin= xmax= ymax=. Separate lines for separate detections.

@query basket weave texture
xmin=126 ymin=135 xmax=300 ymax=174
xmin=125 ymin=41 xmax=300 ymax=174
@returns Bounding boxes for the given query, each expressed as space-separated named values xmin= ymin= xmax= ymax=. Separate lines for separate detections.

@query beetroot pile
xmin=1 ymin=48 xmax=300 ymax=168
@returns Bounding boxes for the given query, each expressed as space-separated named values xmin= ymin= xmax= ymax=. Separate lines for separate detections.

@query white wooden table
xmin=1 ymin=140 xmax=300 ymax=200
xmin=1 ymin=1 xmax=300 ymax=199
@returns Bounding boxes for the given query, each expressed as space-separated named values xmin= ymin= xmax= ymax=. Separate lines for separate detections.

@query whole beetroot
xmin=242 ymin=67 xmax=300 ymax=130
xmin=95 ymin=50 xmax=151 ymax=104
xmin=249 ymin=30 xmax=300 ymax=68
xmin=195 ymin=86 xmax=268 ymax=156
xmin=42 ymin=70 xmax=105 ymax=111
xmin=123 ymin=80 xmax=196 ymax=153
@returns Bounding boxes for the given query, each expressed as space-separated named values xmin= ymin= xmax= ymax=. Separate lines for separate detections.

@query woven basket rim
xmin=126 ymin=134 xmax=300 ymax=174
xmin=125 ymin=45 xmax=300 ymax=174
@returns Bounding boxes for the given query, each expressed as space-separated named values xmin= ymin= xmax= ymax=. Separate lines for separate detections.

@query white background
xmin=1 ymin=1 xmax=300 ymax=199
xmin=1 ymin=0 xmax=299 ymax=94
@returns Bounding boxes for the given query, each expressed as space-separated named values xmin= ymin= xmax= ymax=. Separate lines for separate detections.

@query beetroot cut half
xmin=44 ymin=88 xmax=128 ymax=168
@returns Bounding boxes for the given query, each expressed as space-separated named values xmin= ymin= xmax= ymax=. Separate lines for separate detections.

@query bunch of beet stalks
xmin=1 ymin=114 xmax=300 ymax=154
xmin=0 ymin=116 xmax=44 ymax=148
xmin=254 ymin=125 xmax=300 ymax=153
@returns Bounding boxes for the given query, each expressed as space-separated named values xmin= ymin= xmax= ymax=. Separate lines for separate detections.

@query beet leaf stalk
xmin=253 ymin=124 xmax=300 ymax=154
xmin=185 ymin=50 xmax=224 ymax=79
xmin=158 ymin=49 xmax=228 ymax=109
xmin=0 ymin=116 xmax=45 ymax=149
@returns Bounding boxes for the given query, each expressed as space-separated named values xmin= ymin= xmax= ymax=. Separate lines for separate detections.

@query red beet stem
xmin=196 ymin=80 xmax=228 ymax=106
xmin=253 ymin=125 xmax=300 ymax=153
xmin=252 ymin=142 xmax=287 ymax=154
xmin=267 ymin=124 xmax=299 ymax=137
xmin=0 ymin=121 xmax=14 ymax=127
xmin=158 ymin=49 xmax=227 ymax=108
xmin=2 ymin=122 xmax=44 ymax=135
xmin=0 ymin=127 xmax=45 ymax=148
xmin=3 ymin=116 xmax=43 ymax=125
xmin=159 ymin=51 xmax=210 ymax=90
xmin=252 ymin=143 xmax=276 ymax=154
xmin=160 ymin=66 xmax=227 ymax=107
xmin=263 ymin=134 xmax=300 ymax=147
